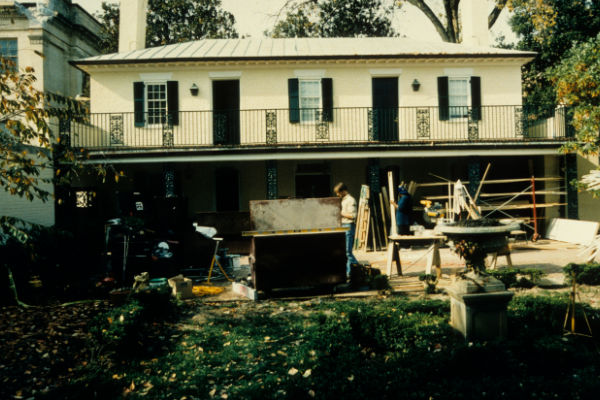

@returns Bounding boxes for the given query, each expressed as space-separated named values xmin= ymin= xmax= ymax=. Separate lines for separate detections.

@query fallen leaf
xmin=303 ymin=369 xmax=312 ymax=378
xmin=288 ymin=367 xmax=299 ymax=376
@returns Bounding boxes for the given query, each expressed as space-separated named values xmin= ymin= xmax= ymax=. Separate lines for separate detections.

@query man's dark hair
xmin=334 ymin=182 xmax=348 ymax=192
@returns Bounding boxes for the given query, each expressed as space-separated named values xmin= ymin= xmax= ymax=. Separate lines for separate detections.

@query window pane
xmin=0 ymin=39 xmax=18 ymax=71
xmin=448 ymin=78 xmax=468 ymax=118
xmin=299 ymin=80 xmax=321 ymax=122
xmin=146 ymin=83 xmax=167 ymax=124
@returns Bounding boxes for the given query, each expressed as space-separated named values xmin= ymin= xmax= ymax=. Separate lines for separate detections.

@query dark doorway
xmin=372 ymin=77 xmax=399 ymax=141
xmin=215 ymin=168 xmax=239 ymax=211
xmin=212 ymin=80 xmax=240 ymax=145
xmin=295 ymin=174 xmax=331 ymax=198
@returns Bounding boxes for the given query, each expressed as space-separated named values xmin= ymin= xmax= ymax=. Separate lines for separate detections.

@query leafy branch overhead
xmin=509 ymin=0 xmax=600 ymax=108
xmin=0 ymin=58 xmax=122 ymax=216
xmin=0 ymin=58 xmax=85 ymax=204
xmin=550 ymin=33 xmax=600 ymax=195
xmin=268 ymin=0 xmax=396 ymax=38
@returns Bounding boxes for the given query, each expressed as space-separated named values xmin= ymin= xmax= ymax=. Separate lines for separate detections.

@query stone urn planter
xmin=436 ymin=220 xmax=521 ymax=256
xmin=436 ymin=220 xmax=520 ymax=340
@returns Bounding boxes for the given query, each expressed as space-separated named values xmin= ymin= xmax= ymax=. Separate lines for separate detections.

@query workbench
xmin=386 ymin=235 xmax=446 ymax=278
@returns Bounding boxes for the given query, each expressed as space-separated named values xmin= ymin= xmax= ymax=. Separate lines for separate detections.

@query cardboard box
xmin=168 ymin=275 xmax=193 ymax=299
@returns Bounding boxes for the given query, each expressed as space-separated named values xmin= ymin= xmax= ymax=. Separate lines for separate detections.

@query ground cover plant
xmin=1 ymin=294 xmax=591 ymax=400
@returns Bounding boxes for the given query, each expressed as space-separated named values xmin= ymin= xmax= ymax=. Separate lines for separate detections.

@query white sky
xmin=73 ymin=0 xmax=516 ymax=43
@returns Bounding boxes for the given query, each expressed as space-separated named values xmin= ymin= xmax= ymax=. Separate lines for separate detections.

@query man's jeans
xmin=343 ymin=223 xmax=359 ymax=276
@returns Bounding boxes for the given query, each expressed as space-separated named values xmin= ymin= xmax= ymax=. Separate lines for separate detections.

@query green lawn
xmin=38 ymin=292 xmax=600 ymax=400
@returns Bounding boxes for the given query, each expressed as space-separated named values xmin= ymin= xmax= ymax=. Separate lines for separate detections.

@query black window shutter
xmin=134 ymin=82 xmax=145 ymax=127
xmin=321 ymin=78 xmax=333 ymax=122
xmin=167 ymin=81 xmax=179 ymax=126
xmin=470 ymin=76 xmax=481 ymax=121
xmin=288 ymin=78 xmax=299 ymax=123
xmin=437 ymin=76 xmax=449 ymax=121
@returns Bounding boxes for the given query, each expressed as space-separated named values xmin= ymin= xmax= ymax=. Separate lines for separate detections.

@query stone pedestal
xmin=447 ymin=273 xmax=514 ymax=341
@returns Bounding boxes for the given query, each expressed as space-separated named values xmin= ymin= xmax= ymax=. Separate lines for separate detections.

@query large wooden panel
xmin=545 ymin=218 xmax=599 ymax=245
xmin=251 ymin=231 xmax=346 ymax=291
xmin=249 ymin=197 xmax=341 ymax=231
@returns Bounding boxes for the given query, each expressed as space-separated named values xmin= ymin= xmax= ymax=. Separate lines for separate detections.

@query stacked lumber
xmin=353 ymin=184 xmax=392 ymax=252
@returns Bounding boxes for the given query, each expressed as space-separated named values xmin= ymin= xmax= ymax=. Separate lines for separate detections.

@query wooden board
xmin=388 ymin=171 xmax=397 ymax=236
xmin=354 ymin=185 xmax=370 ymax=250
xmin=416 ymin=177 xmax=562 ymax=188
xmin=545 ymin=218 xmax=600 ymax=245
xmin=379 ymin=192 xmax=389 ymax=246
xmin=250 ymin=197 xmax=341 ymax=231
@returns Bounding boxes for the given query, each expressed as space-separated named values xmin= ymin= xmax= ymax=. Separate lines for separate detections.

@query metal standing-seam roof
xmin=73 ymin=37 xmax=536 ymax=66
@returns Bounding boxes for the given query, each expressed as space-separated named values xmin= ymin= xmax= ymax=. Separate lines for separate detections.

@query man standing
xmin=334 ymin=182 xmax=359 ymax=277
xmin=392 ymin=186 xmax=413 ymax=236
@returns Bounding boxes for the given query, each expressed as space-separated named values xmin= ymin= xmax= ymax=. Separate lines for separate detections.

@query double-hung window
xmin=448 ymin=77 xmax=469 ymax=119
xmin=146 ymin=83 xmax=167 ymax=125
xmin=0 ymin=39 xmax=18 ymax=71
xmin=134 ymin=80 xmax=179 ymax=127
xmin=288 ymin=77 xmax=333 ymax=124
xmin=299 ymin=79 xmax=321 ymax=123
xmin=437 ymin=76 xmax=481 ymax=121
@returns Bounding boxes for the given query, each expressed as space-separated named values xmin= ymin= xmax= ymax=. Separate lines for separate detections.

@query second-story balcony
xmin=66 ymin=105 xmax=570 ymax=151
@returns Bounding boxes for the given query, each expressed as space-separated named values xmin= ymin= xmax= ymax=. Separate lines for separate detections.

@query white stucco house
xmin=0 ymin=0 xmax=102 ymax=226
xmin=64 ymin=0 xmax=582 ymax=244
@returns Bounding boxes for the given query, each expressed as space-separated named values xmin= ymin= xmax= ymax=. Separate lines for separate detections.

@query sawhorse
xmin=386 ymin=235 xmax=445 ymax=279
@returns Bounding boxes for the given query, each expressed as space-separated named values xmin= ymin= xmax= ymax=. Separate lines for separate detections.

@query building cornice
xmin=72 ymin=54 xmax=534 ymax=73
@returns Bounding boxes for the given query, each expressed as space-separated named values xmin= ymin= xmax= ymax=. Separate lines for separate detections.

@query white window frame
xmin=298 ymin=78 xmax=322 ymax=124
xmin=144 ymin=81 xmax=168 ymax=127
xmin=448 ymin=77 xmax=470 ymax=120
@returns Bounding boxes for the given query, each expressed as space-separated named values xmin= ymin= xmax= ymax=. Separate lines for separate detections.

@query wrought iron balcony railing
xmin=64 ymin=105 xmax=571 ymax=150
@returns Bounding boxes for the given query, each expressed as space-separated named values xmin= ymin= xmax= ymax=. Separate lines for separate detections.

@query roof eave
xmin=71 ymin=52 xmax=537 ymax=70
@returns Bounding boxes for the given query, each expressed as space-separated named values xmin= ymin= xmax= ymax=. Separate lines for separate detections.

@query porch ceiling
xmin=83 ymin=142 xmax=564 ymax=164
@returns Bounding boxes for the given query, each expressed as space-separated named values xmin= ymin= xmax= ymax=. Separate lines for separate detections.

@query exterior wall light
xmin=412 ymin=79 xmax=421 ymax=92
xmin=190 ymin=83 xmax=199 ymax=96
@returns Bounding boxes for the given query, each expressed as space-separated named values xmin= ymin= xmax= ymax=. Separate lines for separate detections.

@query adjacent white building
xmin=0 ymin=0 xmax=102 ymax=226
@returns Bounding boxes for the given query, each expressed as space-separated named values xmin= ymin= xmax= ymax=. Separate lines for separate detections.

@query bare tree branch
xmin=488 ymin=0 xmax=508 ymax=29
xmin=405 ymin=0 xmax=450 ymax=42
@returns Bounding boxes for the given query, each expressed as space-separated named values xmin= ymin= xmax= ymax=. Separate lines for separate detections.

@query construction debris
xmin=581 ymin=169 xmax=600 ymax=193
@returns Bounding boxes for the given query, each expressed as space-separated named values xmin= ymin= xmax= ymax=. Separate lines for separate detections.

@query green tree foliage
xmin=97 ymin=0 xmax=238 ymax=54
xmin=550 ymin=34 xmax=600 ymax=194
xmin=0 ymin=59 xmax=89 ymax=210
xmin=0 ymin=58 xmax=90 ymax=305
xmin=269 ymin=0 xmax=396 ymax=38
xmin=509 ymin=0 xmax=600 ymax=108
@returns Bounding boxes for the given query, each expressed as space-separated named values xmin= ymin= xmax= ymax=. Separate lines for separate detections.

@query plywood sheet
xmin=545 ymin=218 xmax=599 ymax=245
xmin=250 ymin=197 xmax=341 ymax=231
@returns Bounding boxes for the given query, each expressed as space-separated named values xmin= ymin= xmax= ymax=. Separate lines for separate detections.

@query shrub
xmin=564 ymin=263 xmax=600 ymax=285
xmin=418 ymin=273 xmax=438 ymax=293
xmin=489 ymin=268 xmax=544 ymax=288
xmin=371 ymin=273 xmax=390 ymax=291
xmin=90 ymin=286 xmax=178 ymax=357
